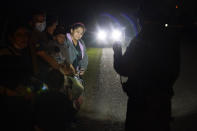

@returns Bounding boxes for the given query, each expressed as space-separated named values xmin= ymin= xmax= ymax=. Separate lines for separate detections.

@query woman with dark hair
xmin=65 ymin=22 xmax=88 ymax=76
xmin=65 ymin=22 xmax=88 ymax=110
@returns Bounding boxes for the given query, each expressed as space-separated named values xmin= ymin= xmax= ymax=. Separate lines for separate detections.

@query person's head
xmin=53 ymin=26 xmax=66 ymax=44
xmin=8 ymin=24 xmax=30 ymax=49
xmin=70 ymin=22 xmax=86 ymax=41
xmin=29 ymin=9 xmax=46 ymax=32
xmin=46 ymin=17 xmax=58 ymax=35
xmin=1 ymin=23 xmax=30 ymax=90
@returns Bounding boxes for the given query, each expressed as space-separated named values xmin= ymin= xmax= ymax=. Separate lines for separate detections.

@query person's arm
xmin=79 ymin=52 xmax=88 ymax=74
xmin=79 ymin=42 xmax=88 ymax=74
xmin=113 ymin=43 xmax=128 ymax=76
xmin=69 ymin=64 xmax=76 ymax=74
xmin=64 ymin=39 xmax=73 ymax=64
xmin=37 ymin=51 xmax=76 ymax=75
xmin=36 ymin=50 xmax=60 ymax=70
xmin=113 ymin=37 xmax=140 ymax=77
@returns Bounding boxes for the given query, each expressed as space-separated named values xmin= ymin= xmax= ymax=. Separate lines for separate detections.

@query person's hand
xmin=59 ymin=64 xmax=74 ymax=75
xmin=113 ymin=42 xmax=122 ymax=55
xmin=79 ymin=69 xmax=85 ymax=76
xmin=69 ymin=64 xmax=76 ymax=75
xmin=59 ymin=65 xmax=68 ymax=75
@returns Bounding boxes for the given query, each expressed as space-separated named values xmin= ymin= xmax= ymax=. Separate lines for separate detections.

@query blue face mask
xmin=35 ymin=21 xmax=46 ymax=32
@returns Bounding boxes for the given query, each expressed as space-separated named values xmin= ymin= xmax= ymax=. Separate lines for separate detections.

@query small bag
xmin=67 ymin=76 xmax=84 ymax=100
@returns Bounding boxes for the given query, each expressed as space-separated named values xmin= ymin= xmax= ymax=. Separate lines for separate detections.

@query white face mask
xmin=35 ymin=21 xmax=46 ymax=32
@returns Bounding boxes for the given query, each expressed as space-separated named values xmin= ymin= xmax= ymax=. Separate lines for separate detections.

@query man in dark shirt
xmin=113 ymin=1 xmax=180 ymax=131
xmin=0 ymin=21 xmax=34 ymax=131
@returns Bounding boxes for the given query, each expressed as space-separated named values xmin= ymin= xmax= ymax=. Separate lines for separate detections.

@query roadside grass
xmin=79 ymin=48 xmax=102 ymax=114
xmin=83 ymin=48 xmax=102 ymax=85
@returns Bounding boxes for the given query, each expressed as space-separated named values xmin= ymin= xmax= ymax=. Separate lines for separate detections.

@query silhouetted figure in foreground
xmin=113 ymin=1 xmax=180 ymax=131
xmin=0 ymin=20 xmax=34 ymax=131
xmin=34 ymin=69 xmax=75 ymax=131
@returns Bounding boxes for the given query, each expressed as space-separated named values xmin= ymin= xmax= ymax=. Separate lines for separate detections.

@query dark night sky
xmin=0 ymin=0 xmax=196 ymax=23
xmin=0 ymin=0 xmax=196 ymax=33
xmin=0 ymin=0 xmax=139 ymax=29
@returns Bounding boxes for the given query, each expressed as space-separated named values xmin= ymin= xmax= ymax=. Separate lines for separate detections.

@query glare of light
xmin=111 ymin=29 xmax=122 ymax=41
xmin=176 ymin=5 xmax=178 ymax=9
xmin=97 ymin=30 xmax=107 ymax=41
xmin=165 ymin=24 xmax=168 ymax=27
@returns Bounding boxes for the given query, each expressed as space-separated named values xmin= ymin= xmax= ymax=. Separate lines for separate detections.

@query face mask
xmin=35 ymin=21 xmax=46 ymax=32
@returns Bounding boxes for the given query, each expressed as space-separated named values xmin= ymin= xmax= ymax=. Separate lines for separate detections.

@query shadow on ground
xmin=72 ymin=114 xmax=125 ymax=131
xmin=172 ymin=110 xmax=197 ymax=131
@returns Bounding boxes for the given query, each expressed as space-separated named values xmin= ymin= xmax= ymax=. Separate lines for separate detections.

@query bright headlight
xmin=97 ymin=30 xmax=107 ymax=41
xmin=111 ymin=29 xmax=122 ymax=41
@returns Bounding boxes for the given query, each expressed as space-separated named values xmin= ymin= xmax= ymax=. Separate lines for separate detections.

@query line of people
xmin=1 ymin=10 xmax=88 ymax=131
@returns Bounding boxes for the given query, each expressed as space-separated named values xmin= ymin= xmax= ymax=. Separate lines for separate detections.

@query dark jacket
xmin=114 ymin=25 xmax=180 ymax=97
xmin=0 ymin=45 xmax=32 ymax=88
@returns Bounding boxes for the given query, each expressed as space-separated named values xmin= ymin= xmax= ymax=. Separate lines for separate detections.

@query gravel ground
xmin=73 ymin=48 xmax=128 ymax=131
xmin=171 ymin=43 xmax=197 ymax=131
xmin=72 ymin=42 xmax=197 ymax=131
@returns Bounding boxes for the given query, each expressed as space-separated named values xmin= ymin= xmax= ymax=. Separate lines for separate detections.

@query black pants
xmin=125 ymin=92 xmax=171 ymax=131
